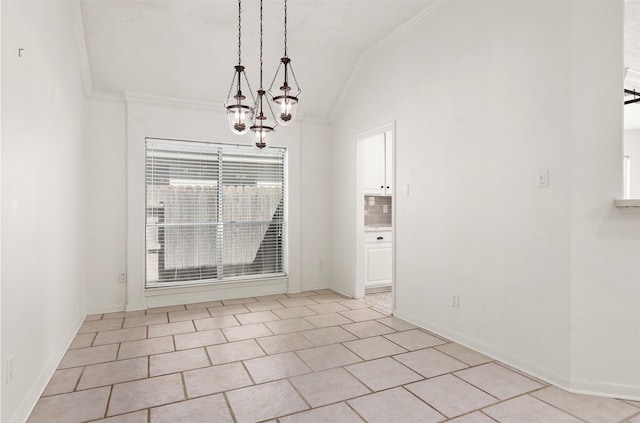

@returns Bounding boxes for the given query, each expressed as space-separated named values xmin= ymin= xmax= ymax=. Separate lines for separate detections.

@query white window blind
xmin=145 ymin=138 xmax=287 ymax=288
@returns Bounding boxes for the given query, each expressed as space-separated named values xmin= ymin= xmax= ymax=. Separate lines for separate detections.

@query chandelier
xmin=249 ymin=0 xmax=277 ymax=149
xmin=268 ymin=0 xmax=301 ymax=126
xmin=224 ymin=0 xmax=254 ymax=135
xmin=225 ymin=0 xmax=301 ymax=149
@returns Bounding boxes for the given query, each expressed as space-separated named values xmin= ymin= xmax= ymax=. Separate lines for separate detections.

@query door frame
xmin=354 ymin=121 xmax=396 ymax=307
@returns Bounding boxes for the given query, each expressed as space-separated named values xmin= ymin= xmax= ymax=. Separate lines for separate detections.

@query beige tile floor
xmin=28 ymin=290 xmax=640 ymax=423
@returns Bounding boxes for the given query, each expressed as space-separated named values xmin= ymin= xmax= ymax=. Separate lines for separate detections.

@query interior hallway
xmin=27 ymin=290 xmax=640 ymax=423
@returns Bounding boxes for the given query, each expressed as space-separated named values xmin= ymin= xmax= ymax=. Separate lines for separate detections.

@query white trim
xmin=8 ymin=314 xmax=85 ymax=423
xmin=328 ymin=0 xmax=449 ymax=122
xmin=394 ymin=308 xmax=640 ymax=401
xmin=355 ymin=122 xmax=396 ymax=300
xmin=126 ymin=102 xmax=302 ymax=312
xmin=568 ymin=379 xmax=640 ymax=402
xmin=144 ymin=277 xmax=289 ymax=308
xmin=392 ymin=310 xmax=571 ymax=393
xmin=614 ymin=198 xmax=640 ymax=208
xmin=298 ymin=114 xmax=330 ymax=126
xmin=124 ymin=92 xmax=226 ymax=112
xmin=87 ymin=91 xmax=124 ymax=103
xmin=71 ymin=0 xmax=93 ymax=96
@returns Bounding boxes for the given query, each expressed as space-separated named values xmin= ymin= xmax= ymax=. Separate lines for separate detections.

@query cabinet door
xmin=363 ymin=133 xmax=386 ymax=195
xmin=384 ymin=131 xmax=393 ymax=195
xmin=365 ymin=243 xmax=392 ymax=287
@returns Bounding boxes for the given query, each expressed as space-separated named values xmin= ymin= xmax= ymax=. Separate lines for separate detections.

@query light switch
xmin=537 ymin=169 xmax=549 ymax=187
xmin=402 ymin=184 xmax=409 ymax=196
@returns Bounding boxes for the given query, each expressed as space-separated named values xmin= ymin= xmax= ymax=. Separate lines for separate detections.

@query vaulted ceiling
xmin=80 ymin=0 xmax=639 ymax=120
xmin=626 ymin=0 xmax=640 ymax=72
xmin=80 ymin=0 xmax=437 ymax=119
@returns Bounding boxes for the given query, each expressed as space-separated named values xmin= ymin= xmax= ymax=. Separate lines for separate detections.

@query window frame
xmin=144 ymin=137 xmax=288 ymax=289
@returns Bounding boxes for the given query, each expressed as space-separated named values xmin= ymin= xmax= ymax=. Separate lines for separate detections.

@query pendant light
xmin=225 ymin=0 xmax=254 ymax=135
xmin=250 ymin=0 xmax=277 ymax=149
xmin=269 ymin=0 xmax=301 ymax=126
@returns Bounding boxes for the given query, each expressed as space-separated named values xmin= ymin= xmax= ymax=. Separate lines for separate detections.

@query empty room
xmin=2 ymin=0 xmax=640 ymax=422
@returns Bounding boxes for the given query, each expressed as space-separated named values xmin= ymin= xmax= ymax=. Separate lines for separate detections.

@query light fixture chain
xmin=238 ymin=0 xmax=242 ymax=65
xmin=259 ymin=0 xmax=264 ymax=89
xmin=284 ymin=0 xmax=288 ymax=57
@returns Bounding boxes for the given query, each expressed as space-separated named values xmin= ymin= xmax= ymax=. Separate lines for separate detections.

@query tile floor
xmin=363 ymin=290 xmax=392 ymax=314
xmin=28 ymin=290 xmax=640 ymax=423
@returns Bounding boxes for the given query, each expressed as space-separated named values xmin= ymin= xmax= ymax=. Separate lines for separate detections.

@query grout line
xmin=29 ymin=294 xmax=640 ymax=423
xmin=104 ymin=384 xmax=114 ymax=419
xmin=180 ymin=372 xmax=188 ymax=400
xmin=525 ymin=391 xmax=597 ymax=423
xmin=222 ymin=391 xmax=239 ymax=423
xmin=73 ymin=366 xmax=86 ymax=392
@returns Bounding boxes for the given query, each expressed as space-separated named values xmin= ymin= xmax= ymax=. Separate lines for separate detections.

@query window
xmin=145 ymin=138 xmax=287 ymax=288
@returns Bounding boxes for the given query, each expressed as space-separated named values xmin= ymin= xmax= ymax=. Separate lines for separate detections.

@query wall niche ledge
xmin=614 ymin=199 xmax=640 ymax=212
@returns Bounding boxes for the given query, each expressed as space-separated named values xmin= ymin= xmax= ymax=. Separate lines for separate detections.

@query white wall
xmin=569 ymin=1 xmax=640 ymax=397
xmin=85 ymin=97 xmax=127 ymax=312
xmin=329 ymin=0 xmax=639 ymax=399
xmin=300 ymin=120 xmax=332 ymax=290
xmin=1 ymin=1 xmax=88 ymax=421
xmin=624 ymin=129 xmax=640 ymax=198
xmin=83 ymin=95 xmax=332 ymax=312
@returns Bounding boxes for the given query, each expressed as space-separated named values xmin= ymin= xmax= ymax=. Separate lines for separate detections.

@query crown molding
xmin=298 ymin=114 xmax=330 ymax=126
xmin=87 ymin=91 xmax=124 ymax=102
xmin=72 ymin=0 xmax=93 ymax=96
xmin=328 ymin=0 xmax=449 ymax=123
xmin=123 ymin=92 xmax=227 ymax=113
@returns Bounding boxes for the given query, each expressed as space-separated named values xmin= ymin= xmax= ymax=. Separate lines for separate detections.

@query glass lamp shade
xmin=250 ymin=123 xmax=274 ymax=149
xmin=272 ymin=94 xmax=298 ymax=126
xmin=226 ymin=104 xmax=253 ymax=135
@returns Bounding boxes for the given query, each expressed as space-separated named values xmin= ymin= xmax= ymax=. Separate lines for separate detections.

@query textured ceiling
xmin=80 ymin=0 xmax=437 ymax=118
xmin=626 ymin=0 xmax=640 ymax=72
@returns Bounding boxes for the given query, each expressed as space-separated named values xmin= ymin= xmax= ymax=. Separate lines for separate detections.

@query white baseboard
xmin=10 ymin=313 xmax=85 ymax=423
xmin=329 ymin=286 xmax=355 ymax=299
xmin=393 ymin=309 xmax=640 ymax=402
xmin=144 ymin=277 xmax=288 ymax=309
xmin=569 ymin=378 xmax=640 ymax=401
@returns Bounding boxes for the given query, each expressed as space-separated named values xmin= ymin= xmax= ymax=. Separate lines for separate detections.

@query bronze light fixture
xmin=225 ymin=0 xmax=254 ymax=135
xmin=250 ymin=0 xmax=277 ymax=149
xmin=269 ymin=0 xmax=301 ymax=126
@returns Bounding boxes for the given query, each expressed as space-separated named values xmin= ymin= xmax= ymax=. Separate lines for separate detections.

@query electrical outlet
xmin=119 ymin=273 xmax=127 ymax=283
xmin=6 ymin=356 xmax=14 ymax=384
xmin=451 ymin=293 xmax=460 ymax=309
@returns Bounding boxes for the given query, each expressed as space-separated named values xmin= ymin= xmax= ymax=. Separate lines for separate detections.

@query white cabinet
xmin=365 ymin=231 xmax=392 ymax=287
xmin=363 ymin=131 xmax=393 ymax=195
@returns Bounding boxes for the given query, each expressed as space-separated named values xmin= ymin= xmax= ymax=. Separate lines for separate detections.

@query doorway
xmin=355 ymin=123 xmax=395 ymax=314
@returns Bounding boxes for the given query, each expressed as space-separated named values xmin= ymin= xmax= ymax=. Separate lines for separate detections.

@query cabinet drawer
xmin=364 ymin=231 xmax=392 ymax=243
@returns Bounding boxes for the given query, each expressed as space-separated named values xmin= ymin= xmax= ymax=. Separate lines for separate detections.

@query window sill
xmin=614 ymin=199 xmax=640 ymax=212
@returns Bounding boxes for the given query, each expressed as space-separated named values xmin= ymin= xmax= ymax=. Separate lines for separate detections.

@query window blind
xmin=145 ymin=138 xmax=287 ymax=288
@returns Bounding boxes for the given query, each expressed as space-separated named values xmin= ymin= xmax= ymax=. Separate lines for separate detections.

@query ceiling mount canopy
xmin=225 ymin=0 xmax=255 ymax=135
xmin=268 ymin=0 xmax=301 ymax=126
